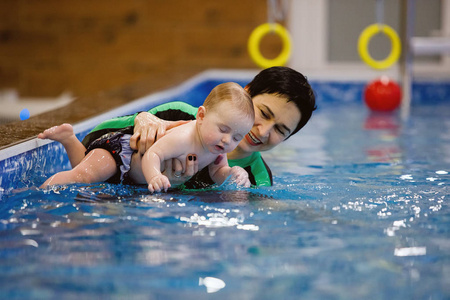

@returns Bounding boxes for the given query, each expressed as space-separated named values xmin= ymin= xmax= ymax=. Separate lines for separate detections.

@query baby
xmin=39 ymin=82 xmax=255 ymax=192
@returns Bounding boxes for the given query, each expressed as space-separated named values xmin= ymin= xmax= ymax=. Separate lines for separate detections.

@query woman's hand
xmin=130 ymin=112 xmax=165 ymax=155
xmin=130 ymin=112 xmax=189 ymax=155
xmin=229 ymin=166 xmax=251 ymax=187
xmin=162 ymin=154 xmax=198 ymax=185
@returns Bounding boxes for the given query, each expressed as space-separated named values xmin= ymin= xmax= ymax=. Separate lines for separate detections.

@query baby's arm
xmin=141 ymin=128 xmax=189 ymax=193
xmin=208 ymin=155 xmax=250 ymax=187
xmin=142 ymin=150 xmax=170 ymax=193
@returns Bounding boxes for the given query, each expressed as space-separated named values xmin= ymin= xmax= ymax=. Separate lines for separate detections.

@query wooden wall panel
xmin=0 ymin=0 xmax=272 ymax=97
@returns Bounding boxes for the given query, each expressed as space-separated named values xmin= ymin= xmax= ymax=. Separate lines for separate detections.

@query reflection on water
xmin=0 ymin=103 xmax=449 ymax=299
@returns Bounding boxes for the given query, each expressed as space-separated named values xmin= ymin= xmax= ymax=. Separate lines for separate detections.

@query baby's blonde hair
xmin=203 ymin=82 xmax=254 ymax=123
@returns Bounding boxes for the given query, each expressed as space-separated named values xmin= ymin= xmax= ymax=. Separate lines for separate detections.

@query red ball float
xmin=364 ymin=76 xmax=402 ymax=111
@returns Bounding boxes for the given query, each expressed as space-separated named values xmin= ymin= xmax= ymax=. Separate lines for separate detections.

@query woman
xmin=81 ymin=66 xmax=317 ymax=188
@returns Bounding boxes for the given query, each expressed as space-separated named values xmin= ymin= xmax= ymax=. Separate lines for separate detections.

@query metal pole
xmin=400 ymin=0 xmax=415 ymax=121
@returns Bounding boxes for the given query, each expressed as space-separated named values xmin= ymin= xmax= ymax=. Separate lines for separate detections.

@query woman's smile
xmin=245 ymin=131 xmax=263 ymax=146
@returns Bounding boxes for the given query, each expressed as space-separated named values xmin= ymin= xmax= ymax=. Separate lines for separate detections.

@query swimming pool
xmin=0 ymin=70 xmax=449 ymax=299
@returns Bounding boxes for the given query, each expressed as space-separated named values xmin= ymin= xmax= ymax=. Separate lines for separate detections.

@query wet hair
xmin=246 ymin=66 xmax=317 ymax=137
xmin=204 ymin=82 xmax=255 ymax=123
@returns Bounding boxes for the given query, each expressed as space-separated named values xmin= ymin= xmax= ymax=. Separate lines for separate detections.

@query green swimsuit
xmin=82 ymin=101 xmax=273 ymax=187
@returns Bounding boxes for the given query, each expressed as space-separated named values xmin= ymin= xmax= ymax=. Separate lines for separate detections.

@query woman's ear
xmin=197 ymin=106 xmax=206 ymax=122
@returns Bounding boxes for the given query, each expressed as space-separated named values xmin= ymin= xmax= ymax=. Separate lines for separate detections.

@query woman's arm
xmin=130 ymin=102 xmax=199 ymax=183
xmin=82 ymin=101 xmax=200 ymax=185
xmin=131 ymin=112 xmax=197 ymax=183
xmin=131 ymin=102 xmax=198 ymax=154
xmin=83 ymin=101 xmax=197 ymax=150
xmin=130 ymin=112 xmax=189 ymax=155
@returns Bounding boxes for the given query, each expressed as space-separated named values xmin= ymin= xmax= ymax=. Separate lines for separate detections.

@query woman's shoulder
xmin=149 ymin=101 xmax=198 ymax=119
xmin=228 ymin=152 xmax=262 ymax=166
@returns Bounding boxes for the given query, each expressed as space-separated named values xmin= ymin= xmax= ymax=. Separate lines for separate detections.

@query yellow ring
xmin=248 ymin=23 xmax=292 ymax=69
xmin=358 ymin=24 xmax=401 ymax=70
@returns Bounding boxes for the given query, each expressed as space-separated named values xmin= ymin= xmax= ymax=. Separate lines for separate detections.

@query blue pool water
xmin=0 ymin=73 xmax=449 ymax=299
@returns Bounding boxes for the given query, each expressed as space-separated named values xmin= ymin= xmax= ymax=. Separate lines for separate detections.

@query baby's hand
xmin=148 ymin=174 xmax=171 ymax=193
xmin=229 ymin=166 xmax=251 ymax=187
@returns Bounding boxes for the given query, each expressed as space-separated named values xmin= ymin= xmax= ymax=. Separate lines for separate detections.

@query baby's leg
xmin=38 ymin=123 xmax=86 ymax=168
xmin=40 ymin=148 xmax=117 ymax=188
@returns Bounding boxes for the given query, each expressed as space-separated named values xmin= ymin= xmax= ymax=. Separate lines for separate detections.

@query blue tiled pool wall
xmin=178 ymin=79 xmax=450 ymax=106
xmin=310 ymin=80 xmax=450 ymax=106
xmin=1 ymin=79 xmax=450 ymax=196
xmin=0 ymin=131 xmax=88 ymax=197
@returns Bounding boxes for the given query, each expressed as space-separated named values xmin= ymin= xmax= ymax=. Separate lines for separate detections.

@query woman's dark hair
xmin=246 ymin=66 xmax=317 ymax=137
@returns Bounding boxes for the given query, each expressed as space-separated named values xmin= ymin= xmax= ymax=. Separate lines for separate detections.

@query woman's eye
xmin=260 ymin=109 xmax=269 ymax=119
xmin=275 ymin=126 xmax=286 ymax=136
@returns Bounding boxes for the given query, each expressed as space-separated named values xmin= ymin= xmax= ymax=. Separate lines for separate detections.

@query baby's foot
xmin=38 ymin=123 xmax=75 ymax=143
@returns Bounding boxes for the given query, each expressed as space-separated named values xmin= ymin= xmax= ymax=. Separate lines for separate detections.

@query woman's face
xmin=238 ymin=93 xmax=301 ymax=153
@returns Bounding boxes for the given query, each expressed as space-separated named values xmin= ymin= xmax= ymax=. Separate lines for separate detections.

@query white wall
xmin=287 ymin=0 xmax=450 ymax=81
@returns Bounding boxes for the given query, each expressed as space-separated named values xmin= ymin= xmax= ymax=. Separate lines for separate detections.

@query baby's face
xmin=199 ymin=102 xmax=253 ymax=154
